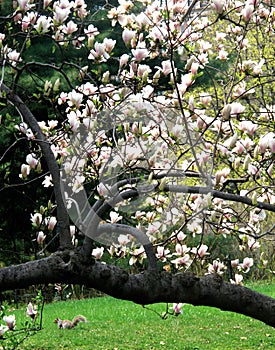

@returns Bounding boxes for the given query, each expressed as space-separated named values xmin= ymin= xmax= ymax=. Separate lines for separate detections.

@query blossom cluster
xmin=6 ymin=0 xmax=275 ymax=282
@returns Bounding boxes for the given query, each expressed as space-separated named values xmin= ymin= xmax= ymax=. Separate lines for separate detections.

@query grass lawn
xmin=3 ymin=282 xmax=275 ymax=350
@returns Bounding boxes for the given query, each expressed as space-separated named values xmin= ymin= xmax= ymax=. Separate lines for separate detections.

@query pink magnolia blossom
xmin=171 ymin=255 xmax=191 ymax=268
xmin=17 ymin=0 xmax=32 ymax=12
xmin=37 ymin=231 xmax=46 ymax=244
xmin=217 ymin=48 xmax=228 ymax=60
xmin=21 ymin=11 xmax=37 ymax=31
xmin=34 ymin=15 xmax=52 ymax=33
xmin=208 ymin=259 xmax=227 ymax=275
xmin=0 ymin=325 xmax=8 ymax=337
xmin=241 ymin=4 xmax=254 ymax=22
xmin=19 ymin=164 xmax=30 ymax=179
xmin=62 ymin=20 xmax=78 ymax=34
xmin=44 ymin=0 xmax=53 ymax=8
xmin=53 ymin=6 xmax=70 ymax=24
xmin=119 ymin=53 xmax=129 ymax=68
xmin=7 ymin=49 xmax=22 ymax=66
xmin=47 ymin=216 xmax=57 ymax=231
xmin=247 ymin=236 xmax=260 ymax=251
xmin=200 ymin=92 xmax=212 ymax=106
xmin=212 ymin=0 xmax=226 ymax=14
xmin=26 ymin=153 xmax=38 ymax=169
xmin=26 ymin=302 xmax=38 ymax=320
xmin=239 ymin=121 xmax=257 ymax=136
xmin=103 ymin=38 xmax=116 ymax=53
xmin=172 ymin=303 xmax=183 ymax=315
xmin=3 ymin=315 xmax=16 ymax=330
xmin=192 ymin=244 xmax=209 ymax=258
xmin=67 ymin=111 xmax=80 ymax=131
xmin=190 ymin=61 xmax=199 ymax=75
xmin=92 ymin=247 xmax=104 ymax=259
xmin=156 ymin=246 xmax=170 ymax=262
xmin=88 ymin=42 xmax=110 ymax=62
xmin=230 ymin=102 xmax=245 ymax=116
xmin=68 ymin=90 xmax=83 ymax=108
xmin=118 ymin=234 xmax=130 ymax=246
xmin=248 ymin=163 xmax=258 ymax=176
xmin=31 ymin=213 xmax=43 ymax=227
xmin=129 ymin=247 xmax=145 ymax=265
xmin=231 ymin=259 xmax=239 ymax=268
xmin=122 ymin=28 xmax=136 ymax=46
xmin=109 ymin=211 xmax=123 ymax=223
xmin=131 ymin=48 xmax=149 ymax=62
xmin=230 ymin=274 xmax=243 ymax=285
xmin=239 ymin=257 xmax=253 ymax=273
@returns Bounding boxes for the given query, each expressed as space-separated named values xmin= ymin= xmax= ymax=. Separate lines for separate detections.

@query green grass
xmin=3 ymin=283 xmax=275 ymax=350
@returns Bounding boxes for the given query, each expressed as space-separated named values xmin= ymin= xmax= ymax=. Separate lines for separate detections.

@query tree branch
xmin=0 ymin=252 xmax=274 ymax=328
xmin=0 ymin=83 xmax=71 ymax=248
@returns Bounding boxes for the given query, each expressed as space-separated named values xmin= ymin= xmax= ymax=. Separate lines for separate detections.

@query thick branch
xmin=0 ymin=252 xmax=275 ymax=328
xmin=0 ymin=83 xmax=71 ymax=247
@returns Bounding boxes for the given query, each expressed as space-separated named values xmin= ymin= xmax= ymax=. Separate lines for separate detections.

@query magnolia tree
xmin=0 ymin=0 xmax=275 ymax=330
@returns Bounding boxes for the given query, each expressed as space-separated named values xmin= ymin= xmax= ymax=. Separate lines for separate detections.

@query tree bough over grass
xmin=1 ymin=0 xmax=275 ymax=328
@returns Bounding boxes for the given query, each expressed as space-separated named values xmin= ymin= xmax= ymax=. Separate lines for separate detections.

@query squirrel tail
xmin=72 ymin=315 xmax=87 ymax=327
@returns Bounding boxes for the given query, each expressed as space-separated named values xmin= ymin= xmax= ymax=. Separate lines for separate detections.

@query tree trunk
xmin=0 ymin=250 xmax=274 ymax=328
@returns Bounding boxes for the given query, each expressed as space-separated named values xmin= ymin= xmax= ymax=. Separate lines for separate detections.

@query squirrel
xmin=54 ymin=315 xmax=87 ymax=329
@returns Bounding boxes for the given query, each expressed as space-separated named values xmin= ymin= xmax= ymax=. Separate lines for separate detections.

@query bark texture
xmin=0 ymin=250 xmax=275 ymax=328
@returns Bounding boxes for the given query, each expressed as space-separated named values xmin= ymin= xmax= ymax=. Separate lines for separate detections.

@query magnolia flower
xmin=26 ymin=153 xmax=38 ymax=169
xmin=247 ymin=236 xmax=260 ymax=251
xmin=230 ymin=274 xmax=243 ymax=285
xmin=109 ymin=211 xmax=122 ymax=223
xmin=171 ymin=255 xmax=191 ymax=268
xmin=119 ymin=53 xmax=129 ymax=68
xmin=18 ymin=0 xmax=30 ymax=11
xmin=129 ymin=247 xmax=145 ymax=266
xmin=31 ymin=213 xmax=43 ymax=227
xmin=3 ymin=315 xmax=16 ymax=330
xmin=92 ymin=247 xmax=104 ymax=260
xmin=208 ymin=259 xmax=227 ymax=275
xmin=62 ymin=20 xmax=78 ymax=34
xmin=156 ymin=246 xmax=170 ymax=262
xmin=131 ymin=48 xmax=149 ymax=62
xmin=47 ymin=216 xmax=57 ymax=231
xmin=231 ymin=259 xmax=239 ymax=268
xmin=53 ymin=6 xmax=70 ymax=24
xmin=42 ymin=175 xmax=53 ymax=187
xmin=34 ymin=15 xmax=52 ymax=33
xmin=241 ymin=4 xmax=254 ymax=22
xmin=37 ymin=231 xmax=46 ymax=245
xmin=172 ymin=303 xmax=183 ymax=315
xmin=239 ymin=257 xmax=253 ymax=273
xmin=103 ymin=38 xmax=116 ymax=52
xmin=88 ymin=42 xmax=110 ymax=62
xmin=0 ymin=324 xmax=9 ymax=337
xmin=230 ymin=102 xmax=245 ymax=116
xmin=217 ymin=48 xmax=228 ymax=60
xmin=117 ymin=234 xmax=130 ymax=246
xmin=26 ymin=302 xmax=38 ymax=320
xmin=196 ymin=244 xmax=209 ymax=258
xmin=212 ymin=0 xmax=225 ymax=14
xmin=70 ymin=225 xmax=76 ymax=237
xmin=68 ymin=90 xmax=83 ymax=108
xmin=19 ymin=164 xmax=30 ymax=179
xmin=187 ymin=219 xmax=202 ymax=235
xmin=122 ymin=28 xmax=136 ymax=46
xmin=67 ymin=111 xmax=80 ymax=131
